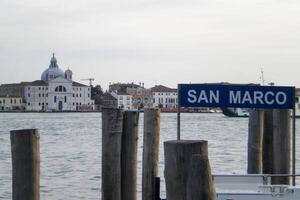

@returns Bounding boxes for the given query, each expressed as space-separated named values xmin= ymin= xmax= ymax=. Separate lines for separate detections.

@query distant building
xmin=0 ymin=54 xmax=94 ymax=111
xmin=151 ymin=85 xmax=177 ymax=109
xmin=0 ymin=83 xmax=24 ymax=111
xmin=109 ymin=82 xmax=141 ymax=93
xmin=0 ymin=96 xmax=23 ymax=111
xmin=127 ymin=87 xmax=153 ymax=109
xmin=0 ymin=83 xmax=22 ymax=97
xmin=109 ymin=82 xmax=151 ymax=110
xmin=111 ymin=91 xmax=132 ymax=110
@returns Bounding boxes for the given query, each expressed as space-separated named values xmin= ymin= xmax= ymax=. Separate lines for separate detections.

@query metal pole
xmin=177 ymin=84 xmax=181 ymax=140
xmin=292 ymin=104 xmax=296 ymax=186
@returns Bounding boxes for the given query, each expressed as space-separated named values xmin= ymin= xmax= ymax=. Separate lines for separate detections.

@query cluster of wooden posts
xmin=9 ymin=107 xmax=215 ymax=200
xmin=101 ymin=108 xmax=160 ymax=200
xmin=248 ymin=109 xmax=294 ymax=185
xmin=102 ymin=107 xmax=215 ymax=200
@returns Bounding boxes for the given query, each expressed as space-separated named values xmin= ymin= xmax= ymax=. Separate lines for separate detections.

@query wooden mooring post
xmin=247 ymin=109 xmax=264 ymax=174
xmin=10 ymin=129 xmax=40 ymax=200
xmin=164 ymin=140 xmax=209 ymax=200
xmin=273 ymin=109 xmax=291 ymax=185
xmin=263 ymin=109 xmax=274 ymax=175
xmin=142 ymin=108 xmax=160 ymax=200
xmin=187 ymin=154 xmax=216 ymax=200
xmin=101 ymin=108 xmax=123 ymax=200
xmin=121 ymin=111 xmax=139 ymax=200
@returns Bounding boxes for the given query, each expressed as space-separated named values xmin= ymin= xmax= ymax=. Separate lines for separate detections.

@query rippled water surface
xmin=0 ymin=112 xmax=299 ymax=199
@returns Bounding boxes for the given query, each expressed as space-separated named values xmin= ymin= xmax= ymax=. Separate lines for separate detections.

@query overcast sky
xmin=1 ymin=0 xmax=300 ymax=90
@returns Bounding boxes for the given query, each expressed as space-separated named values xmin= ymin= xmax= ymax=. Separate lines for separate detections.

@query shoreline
xmin=0 ymin=110 xmax=222 ymax=114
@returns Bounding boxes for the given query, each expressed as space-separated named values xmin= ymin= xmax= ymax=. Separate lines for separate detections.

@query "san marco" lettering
xmin=187 ymin=90 xmax=287 ymax=105
xmin=179 ymin=84 xmax=294 ymax=109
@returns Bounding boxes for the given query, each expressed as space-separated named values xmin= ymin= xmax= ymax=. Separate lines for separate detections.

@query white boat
xmin=222 ymin=107 xmax=300 ymax=118
xmin=222 ymin=108 xmax=250 ymax=117
xmin=215 ymin=174 xmax=300 ymax=200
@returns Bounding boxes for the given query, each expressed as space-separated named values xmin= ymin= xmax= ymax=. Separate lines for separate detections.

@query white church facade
xmin=22 ymin=54 xmax=94 ymax=111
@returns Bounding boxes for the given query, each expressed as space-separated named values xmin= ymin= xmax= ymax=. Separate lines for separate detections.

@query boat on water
xmin=222 ymin=108 xmax=250 ymax=117
xmin=222 ymin=92 xmax=300 ymax=118
xmin=215 ymin=174 xmax=300 ymax=200
xmin=222 ymin=106 xmax=300 ymax=118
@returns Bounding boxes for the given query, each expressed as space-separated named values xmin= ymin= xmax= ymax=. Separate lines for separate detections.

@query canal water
xmin=0 ymin=112 xmax=299 ymax=199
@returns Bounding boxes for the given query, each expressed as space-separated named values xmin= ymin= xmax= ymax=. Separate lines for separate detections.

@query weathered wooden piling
xmin=247 ymin=109 xmax=264 ymax=174
xmin=142 ymin=108 xmax=160 ymax=200
xmin=121 ymin=111 xmax=139 ymax=200
xmin=102 ymin=108 xmax=123 ymax=200
xmin=10 ymin=129 xmax=40 ymax=200
xmin=273 ymin=109 xmax=291 ymax=185
xmin=187 ymin=154 xmax=216 ymax=200
xmin=164 ymin=140 xmax=208 ymax=200
xmin=262 ymin=109 xmax=274 ymax=174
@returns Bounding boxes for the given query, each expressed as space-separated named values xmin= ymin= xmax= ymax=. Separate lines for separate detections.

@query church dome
xmin=41 ymin=54 xmax=65 ymax=82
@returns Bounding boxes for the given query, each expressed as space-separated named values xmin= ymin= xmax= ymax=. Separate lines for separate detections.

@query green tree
xmin=91 ymin=85 xmax=104 ymax=105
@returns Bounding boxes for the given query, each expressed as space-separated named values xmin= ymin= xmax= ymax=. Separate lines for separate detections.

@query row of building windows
xmin=28 ymin=102 xmax=48 ymax=106
xmin=119 ymin=101 xmax=131 ymax=105
xmin=73 ymin=93 xmax=89 ymax=98
xmin=28 ymin=93 xmax=49 ymax=98
xmin=118 ymin=96 xmax=131 ymax=100
xmin=28 ymin=86 xmax=90 ymax=92
xmin=72 ymin=102 xmax=92 ymax=106
xmin=28 ymin=96 xmax=80 ymax=104
xmin=27 ymin=102 xmax=93 ymax=106
xmin=154 ymin=92 xmax=177 ymax=96
xmin=73 ymin=87 xmax=90 ymax=91
xmin=0 ymin=99 xmax=22 ymax=105
xmin=155 ymin=98 xmax=177 ymax=104
xmin=28 ymin=87 xmax=48 ymax=91
xmin=28 ymin=93 xmax=89 ymax=98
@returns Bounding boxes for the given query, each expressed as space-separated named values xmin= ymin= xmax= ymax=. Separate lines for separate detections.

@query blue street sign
xmin=179 ymin=84 xmax=295 ymax=109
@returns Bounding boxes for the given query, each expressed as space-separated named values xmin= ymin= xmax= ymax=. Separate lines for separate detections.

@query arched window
xmin=55 ymin=85 xmax=67 ymax=92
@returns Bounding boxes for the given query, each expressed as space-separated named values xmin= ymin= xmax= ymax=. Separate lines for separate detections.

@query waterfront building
xmin=109 ymin=82 xmax=141 ymax=93
xmin=151 ymin=85 xmax=178 ymax=109
xmin=23 ymin=54 xmax=94 ymax=111
xmin=0 ymin=83 xmax=22 ymax=97
xmin=109 ymin=82 xmax=151 ymax=110
xmin=127 ymin=87 xmax=153 ymax=110
xmin=0 ymin=54 xmax=94 ymax=111
xmin=0 ymin=96 xmax=23 ymax=111
xmin=111 ymin=91 xmax=132 ymax=110
xmin=0 ymin=83 xmax=24 ymax=111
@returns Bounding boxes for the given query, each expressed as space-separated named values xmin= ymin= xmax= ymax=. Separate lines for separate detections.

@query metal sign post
xmin=177 ymin=84 xmax=181 ymax=140
xmin=292 ymin=88 xmax=296 ymax=186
